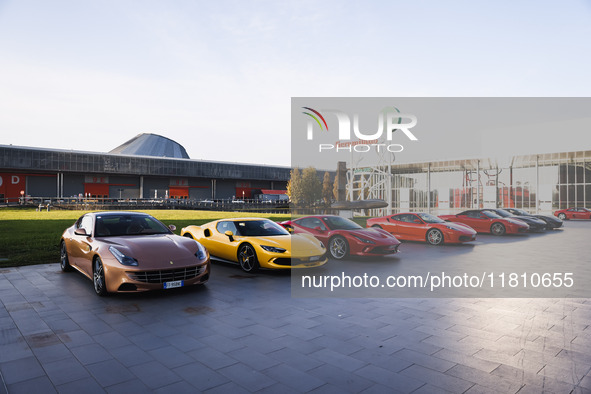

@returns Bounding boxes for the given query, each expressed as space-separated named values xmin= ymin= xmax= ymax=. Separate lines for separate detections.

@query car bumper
xmin=443 ymin=231 xmax=477 ymax=243
xmin=105 ymin=259 xmax=211 ymax=293
xmin=351 ymin=243 xmax=401 ymax=256
xmin=264 ymin=255 xmax=328 ymax=269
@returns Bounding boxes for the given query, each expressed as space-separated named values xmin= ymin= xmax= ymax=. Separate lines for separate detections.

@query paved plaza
xmin=1 ymin=224 xmax=591 ymax=393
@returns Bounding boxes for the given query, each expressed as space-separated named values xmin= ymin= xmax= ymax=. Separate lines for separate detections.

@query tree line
xmin=286 ymin=167 xmax=338 ymax=208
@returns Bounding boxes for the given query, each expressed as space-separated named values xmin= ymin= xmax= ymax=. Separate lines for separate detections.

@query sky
xmin=0 ymin=0 xmax=590 ymax=167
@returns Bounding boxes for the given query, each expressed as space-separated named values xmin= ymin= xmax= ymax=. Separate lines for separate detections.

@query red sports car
xmin=554 ymin=207 xmax=591 ymax=220
xmin=439 ymin=210 xmax=529 ymax=236
xmin=366 ymin=212 xmax=477 ymax=245
xmin=280 ymin=215 xmax=400 ymax=260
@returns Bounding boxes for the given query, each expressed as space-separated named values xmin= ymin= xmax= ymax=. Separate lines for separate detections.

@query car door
xmin=70 ymin=214 xmax=95 ymax=276
xmin=209 ymin=221 xmax=239 ymax=261
xmin=459 ymin=211 xmax=488 ymax=232
xmin=387 ymin=214 xmax=407 ymax=239
xmin=406 ymin=214 xmax=427 ymax=241
xmin=294 ymin=218 xmax=329 ymax=244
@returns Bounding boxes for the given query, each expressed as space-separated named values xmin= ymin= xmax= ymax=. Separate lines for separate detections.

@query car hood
xmin=438 ymin=222 xmax=476 ymax=233
xmin=504 ymin=218 xmax=529 ymax=227
xmin=536 ymin=214 xmax=562 ymax=223
xmin=102 ymin=234 xmax=199 ymax=267
xmin=344 ymin=228 xmax=401 ymax=244
xmin=513 ymin=216 xmax=545 ymax=225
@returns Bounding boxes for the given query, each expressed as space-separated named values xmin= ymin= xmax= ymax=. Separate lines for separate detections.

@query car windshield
xmin=234 ymin=220 xmax=289 ymax=236
xmin=95 ymin=214 xmax=172 ymax=237
xmin=512 ymin=209 xmax=528 ymax=215
xmin=490 ymin=209 xmax=511 ymax=218
xmin=416 ymin=213 xmax=445 ymax=223
xmin=322 ymin=216 xmax=362 ymax=230
xmin=482 ymin=211 xmax=502 ymax=219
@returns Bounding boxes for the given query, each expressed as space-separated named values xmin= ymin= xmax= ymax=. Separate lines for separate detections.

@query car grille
xmin=372 ymin=245 xmax=399 ymax=254
xmin=274 ymin=254 xmax=326 ymax=266
xmin=127 ymin=265 xmax=207 ymax=283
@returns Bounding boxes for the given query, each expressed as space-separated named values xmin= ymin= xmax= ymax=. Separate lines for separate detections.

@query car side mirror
xmin=413 ymin=219 xmax=422 ymax=224
xmin=314 ymin=226 xmax=325 ymax=232
xmin=168 ymin=224 xmax=176 ymax=232
xmin=74 ymin=228 xmax=89 ymax=236
xmin=224 ymin=230 xmax=234 ymax=242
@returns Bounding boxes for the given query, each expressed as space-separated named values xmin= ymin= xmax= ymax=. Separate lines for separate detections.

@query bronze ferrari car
xmin=60 ymin=211 xmax=210 ymax=295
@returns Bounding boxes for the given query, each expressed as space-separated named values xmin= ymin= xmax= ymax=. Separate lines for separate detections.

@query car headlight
xmin=352 ymin=235 xmax=376 ymax=244
xmin=260 ymin=245 xmax=286 ymax=253
xmin=109 ymin=246 xmax=138 ymax=266
xmin=195 ymin=242 xmax=208 ymax=261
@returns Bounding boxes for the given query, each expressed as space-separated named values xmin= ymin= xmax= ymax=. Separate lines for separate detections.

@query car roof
xmin=92 ymin=211 xmax=151 ymax=217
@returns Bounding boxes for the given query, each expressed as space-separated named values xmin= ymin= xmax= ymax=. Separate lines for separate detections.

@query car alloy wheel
xmin=238 ymin=244 xmax=259 ymax=272
xmin=491 ymin=222 xmax=506 ymax=236
xmin=329 ymin=236 xmax=348 ymax=260
xmin=558 ymin=213 xmax=566 ymax=220
xmin=60 ymin=242 xmax=72 ymax=272
xmin=93 ymin=257 xmax=108 ymax=296
xmin=426 ymin=229 xmax=444 ymax=245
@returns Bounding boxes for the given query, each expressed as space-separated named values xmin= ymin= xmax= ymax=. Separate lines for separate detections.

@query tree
xmin=322 ymin=172 xmax=333 ymax=206
xmin=287 ymin=168 xmax=303 ymax=207
xmin=288 ymin=166 xmax=322 ymax=208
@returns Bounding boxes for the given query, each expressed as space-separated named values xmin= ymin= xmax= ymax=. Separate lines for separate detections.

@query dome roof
xmin=109 ymin=133 xmax=190 ymax=159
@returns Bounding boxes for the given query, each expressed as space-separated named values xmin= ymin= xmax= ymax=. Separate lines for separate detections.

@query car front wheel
xmin=426 ymin=229 xmax=444 ymax=245
xmin=491 ymin=222 xmax=506 ymax=236
xmin=93 ymin=257 xmax=108 ymax=296
xmin=238 ymin=244 xmax=259 ymax=273
xmin=60 ymin=242 xmax=72 ymax=272
xmin=329 ymin=236 xmax=349 ymax=260
xmin=558 ymin=213 xmax=567 ymax=220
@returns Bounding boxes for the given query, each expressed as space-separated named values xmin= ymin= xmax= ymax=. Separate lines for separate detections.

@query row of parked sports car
xmin=60 ymin=207 xmax=585 ymax=296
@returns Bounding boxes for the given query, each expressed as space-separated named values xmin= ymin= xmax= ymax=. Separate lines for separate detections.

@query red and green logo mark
xmin=302 ymin=107 xmax=328 ymax=132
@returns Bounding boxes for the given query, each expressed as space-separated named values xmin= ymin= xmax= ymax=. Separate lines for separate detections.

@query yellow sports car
xmin=181 ymin=218 xmax=327 ymax=272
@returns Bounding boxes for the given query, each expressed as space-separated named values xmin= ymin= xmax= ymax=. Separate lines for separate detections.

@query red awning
xmin=260 ymin=189 xmax=287 ymax=195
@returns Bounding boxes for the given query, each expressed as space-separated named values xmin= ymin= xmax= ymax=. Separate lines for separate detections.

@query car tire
xmin=491 ymin=222 xmax=506 ymax=236
xmin=238 ymin=244 xmax=259 ymax=273
xmin=426 ymin=228 xmax=444 ymax=245
xmin=60 ymin=241 xmax=72 ymax=272
xmin=558 ymin=213 xmax=567 ymax=220
xmin=93 ymin=257 xmax=108 ymax=296
xmin=328 ymin=236 xmax=349 ymax=260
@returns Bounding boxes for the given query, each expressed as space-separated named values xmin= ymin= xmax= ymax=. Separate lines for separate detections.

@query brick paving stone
xmin=217 ymin=362 xmax=275 ymax=392
xmin=308 ymin=363 xmax=375 ymax=393
xmin=355 ymin=364 xmax=424 ymax=392
xmin=0 ymin=356 xmax=45 ymax=385
xmin=173 ymin=362 xmax=229 ymax=391
xmin=128 ymin=360 xmax=182 ymax=390
xmin=262 ymin=363 xmax=325 ymax=392
xmin=400 ymin=364 xmax=474 ymax=393
xmin=56 ymin=377 xmax=105 ymax=394
xmin=86 ymin=359 xmax=136 ymax=388
xmin=6 ymin=375 xmax=57 ymax=394
xmin=105 ymin=379 xmax=150 ymax=394
xmin=393 ymin=348 xmax=456 ymax=372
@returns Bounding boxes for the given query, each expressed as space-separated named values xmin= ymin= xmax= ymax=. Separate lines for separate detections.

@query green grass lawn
xmin=0 ymin=208 xmax=291 ymax=268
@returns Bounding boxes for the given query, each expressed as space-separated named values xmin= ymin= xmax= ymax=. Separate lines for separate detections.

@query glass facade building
xmin=347 ymin=150 xmax=591 ymax=215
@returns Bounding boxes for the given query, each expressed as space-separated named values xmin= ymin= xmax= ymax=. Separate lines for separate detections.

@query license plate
xmin=163 ymin=280 xmax=183 ymax=289
xmin=309 ymin=256 xmax=320 ymax=262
